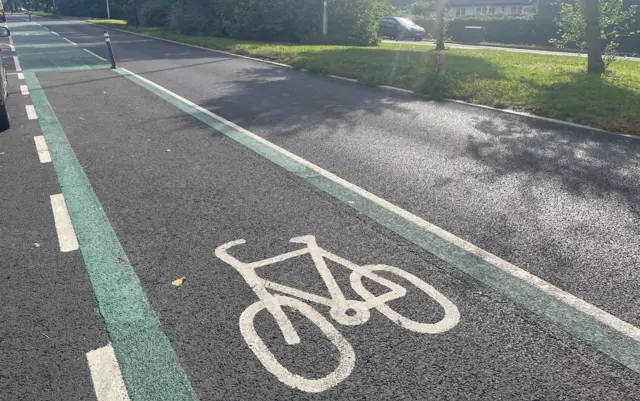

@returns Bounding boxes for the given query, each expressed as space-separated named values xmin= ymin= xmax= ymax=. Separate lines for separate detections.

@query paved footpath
xmin=1 ymin=15 xmax=640 ymax=400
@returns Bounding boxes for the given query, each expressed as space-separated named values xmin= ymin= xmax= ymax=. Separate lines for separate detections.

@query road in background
xmin=2 ymin=15 xmax=640 ymax=400
xmin=383 ymin=39 xmax=640 ymax=61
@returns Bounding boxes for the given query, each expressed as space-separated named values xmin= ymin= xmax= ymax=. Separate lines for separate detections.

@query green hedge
xmin=447 ymin=14 xmax=557 ymax=46
xmin=152 ymin=0 xmax=389 ymax=46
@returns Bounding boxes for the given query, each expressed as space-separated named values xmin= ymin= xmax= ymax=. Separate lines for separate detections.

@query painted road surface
xmin=1 ymin=14 xmax=640 ymax=400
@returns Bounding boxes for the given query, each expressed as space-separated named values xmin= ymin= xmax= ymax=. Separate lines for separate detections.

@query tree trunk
xmin=584 ymin=0 xmax=605 ymax=74
xmin=435 ymin=0 xmax=446 ymax=50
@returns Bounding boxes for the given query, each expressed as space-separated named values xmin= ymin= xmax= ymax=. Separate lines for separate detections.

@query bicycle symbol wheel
xmin=350 ymin=264 xmax=460 ymax=334
xmin=240 ymin=295 xmax=356 ymax=393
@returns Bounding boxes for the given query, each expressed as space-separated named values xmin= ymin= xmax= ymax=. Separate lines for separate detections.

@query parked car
xmin=379 ymin=17 xmax=425 ymax=41
xmin=0 ymin=26 xmax=11 ymax=130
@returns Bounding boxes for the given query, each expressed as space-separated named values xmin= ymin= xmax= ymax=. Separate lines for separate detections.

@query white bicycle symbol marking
xmin=215 ymin=235 xmax=460 ymax=393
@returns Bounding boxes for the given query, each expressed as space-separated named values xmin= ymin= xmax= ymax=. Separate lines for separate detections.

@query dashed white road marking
xmin=33 ymin=136 xmax=51 ymax=163
xmin=25 ymin=105 xmax=37 ymax=120
xmin=52 ymin=31 xmax=60 ymax=36
xmin=83 ymin=48 xmax=107 ymax=61
xmin=63 ymin=37 xmax=77 ymax=45
xmin=13 ymin=56 xmax=21 ymax=72
xmin=50 ymin=194 xmax=79 ymax=252
xmin=17 ymin=73 xmax=24 ymax=80
xmin=87 ymin=344 xmax=131 ymax=401
xmin=20 ymin=84 xmax=29 ymax=95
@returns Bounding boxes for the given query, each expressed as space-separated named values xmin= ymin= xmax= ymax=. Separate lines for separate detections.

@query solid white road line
xmin=20 ymin=84 xmax=29 ymax=95
xmin=13 ymin=56 xmax=21 ymax=72
xmin=83 ymin=48 xmax=107 ymax=61
xmin=63 ymin=37 xmax=77 ymax=45
xmin=52 ymin=31 xmax=60 ymax=36
xmin=377 ymin=85 xmax=414 ymax=94
xmin=87 ymin=344 xmax=131 ymax=401
xmin=50 ymin=194 xmax=79 ymax=252
xmin=327 ymin=75 xmax=358 ymax=83
xmin=25 ymin=105 xmax=37 ymax=120
xmin=17 ymin=73 xmax=24 ymax=80
xmin=120 ymin=66 xmax=640 ymax=346
xmin=33 ymin=136 xmax=51 ymax=163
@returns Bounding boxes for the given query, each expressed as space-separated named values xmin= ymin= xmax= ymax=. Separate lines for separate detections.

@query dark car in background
xmin=378 ymin=17 xmax=425 ymax=41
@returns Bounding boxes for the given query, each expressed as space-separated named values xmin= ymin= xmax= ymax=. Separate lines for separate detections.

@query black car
xmin=379 ymin=17 xmax=425 ymax=41
xmin=0 ymin=26 xmax=11 ymax=130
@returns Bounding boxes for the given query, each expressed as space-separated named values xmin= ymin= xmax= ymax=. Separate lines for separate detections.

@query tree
xmin=435 ymin=0 xmax=446 ymax=50
xmin=554 ymin=0 xmax=638 ymax=74
xmin=585 ymin=0 xmax=605 ymax=73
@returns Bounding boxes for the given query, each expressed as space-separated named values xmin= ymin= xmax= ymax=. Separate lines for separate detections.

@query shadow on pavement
xmin=466 ymin=115 xmax=640 ymax=217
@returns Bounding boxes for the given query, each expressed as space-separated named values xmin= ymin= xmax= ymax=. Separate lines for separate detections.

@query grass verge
xmin=97 ymin=23 xmax=640 ymax=134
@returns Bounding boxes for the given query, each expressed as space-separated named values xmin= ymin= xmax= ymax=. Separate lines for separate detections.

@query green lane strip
xmin=24 ymin=72 xmax=197 ymax=401
xmin=22 ymin=65 xmax=112 ymax=73
xmin=117 ymin=68 xmax=640 ymax=375
xmin=9 ymin=20 xmax=105 ymax=71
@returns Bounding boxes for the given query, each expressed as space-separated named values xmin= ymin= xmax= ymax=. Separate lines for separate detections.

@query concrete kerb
xmin=88 ymin=22 xmax=636 ymax=140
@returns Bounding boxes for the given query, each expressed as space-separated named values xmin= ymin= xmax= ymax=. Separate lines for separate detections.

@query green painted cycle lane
xmin=9 ymin=20 xmax=108 ymax=71
xmin=9 ymin=19 xmax=198 ymax=401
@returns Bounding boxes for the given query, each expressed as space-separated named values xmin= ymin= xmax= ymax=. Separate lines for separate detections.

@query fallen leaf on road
xmin=166 ymin=149 xmax=171 ymax=152
xmin=172 ymin=277 xmax=186 ymax=287
xmin=33 ymin=243 xmax=40 ymax=248
xmin=117 ymin=257 xmax=125 ymax=263
xmin=0 ymin=152 xmax=5 ymax=155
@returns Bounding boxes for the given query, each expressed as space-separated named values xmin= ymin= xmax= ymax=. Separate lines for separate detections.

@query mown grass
xmin=99 ymin=24 xmax=640 ymax=134
xmin=87 ymin=18 xmax=127 ymax=25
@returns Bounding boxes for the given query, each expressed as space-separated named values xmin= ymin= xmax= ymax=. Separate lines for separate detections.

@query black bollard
xmin=104 ymin=31 xmax=117 ymax=69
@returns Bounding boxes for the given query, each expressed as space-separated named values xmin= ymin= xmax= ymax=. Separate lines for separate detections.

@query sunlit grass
xmin=99 ymin=23 xmax=640 ymax=134
xmin=87 ymin=19 xmax=126 ymax=25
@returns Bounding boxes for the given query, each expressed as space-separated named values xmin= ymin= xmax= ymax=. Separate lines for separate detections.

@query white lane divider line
xmin=25 ymin=105 xmax=38 ymax=120
xmin=33 ymin=136 xmax=51 ymax=163
xmin=50 ymin=194 xmax=79 ymax=252
xmin=20 ymin=84 xmax=29 ymax=96
xmin=13 ymin=56 xmax=21 ymax=72
xmin=52 ymin=31 xmax=60 ymax=36
xmin=327 ymin=74 xmax=358 ymax=83
xmin=63 ymin=37 xmax=77 ymax=45
xmin=83 ymin=48 xmax=107 ymax=61
xmin=87 ymin=344 xmax=131 ymax=401
xmin=17 ymin=73 xmax=24 ymax=80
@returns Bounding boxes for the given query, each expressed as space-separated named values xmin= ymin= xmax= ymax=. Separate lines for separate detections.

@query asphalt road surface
xmin=1 ymin=15 xmax=640 ymax=401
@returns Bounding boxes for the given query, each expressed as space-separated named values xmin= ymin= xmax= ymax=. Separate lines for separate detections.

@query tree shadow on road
xmin=194 ymin=65 xmax=423 ymax=140
xmin=466 ymin=115 xmax=640 ymax=216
